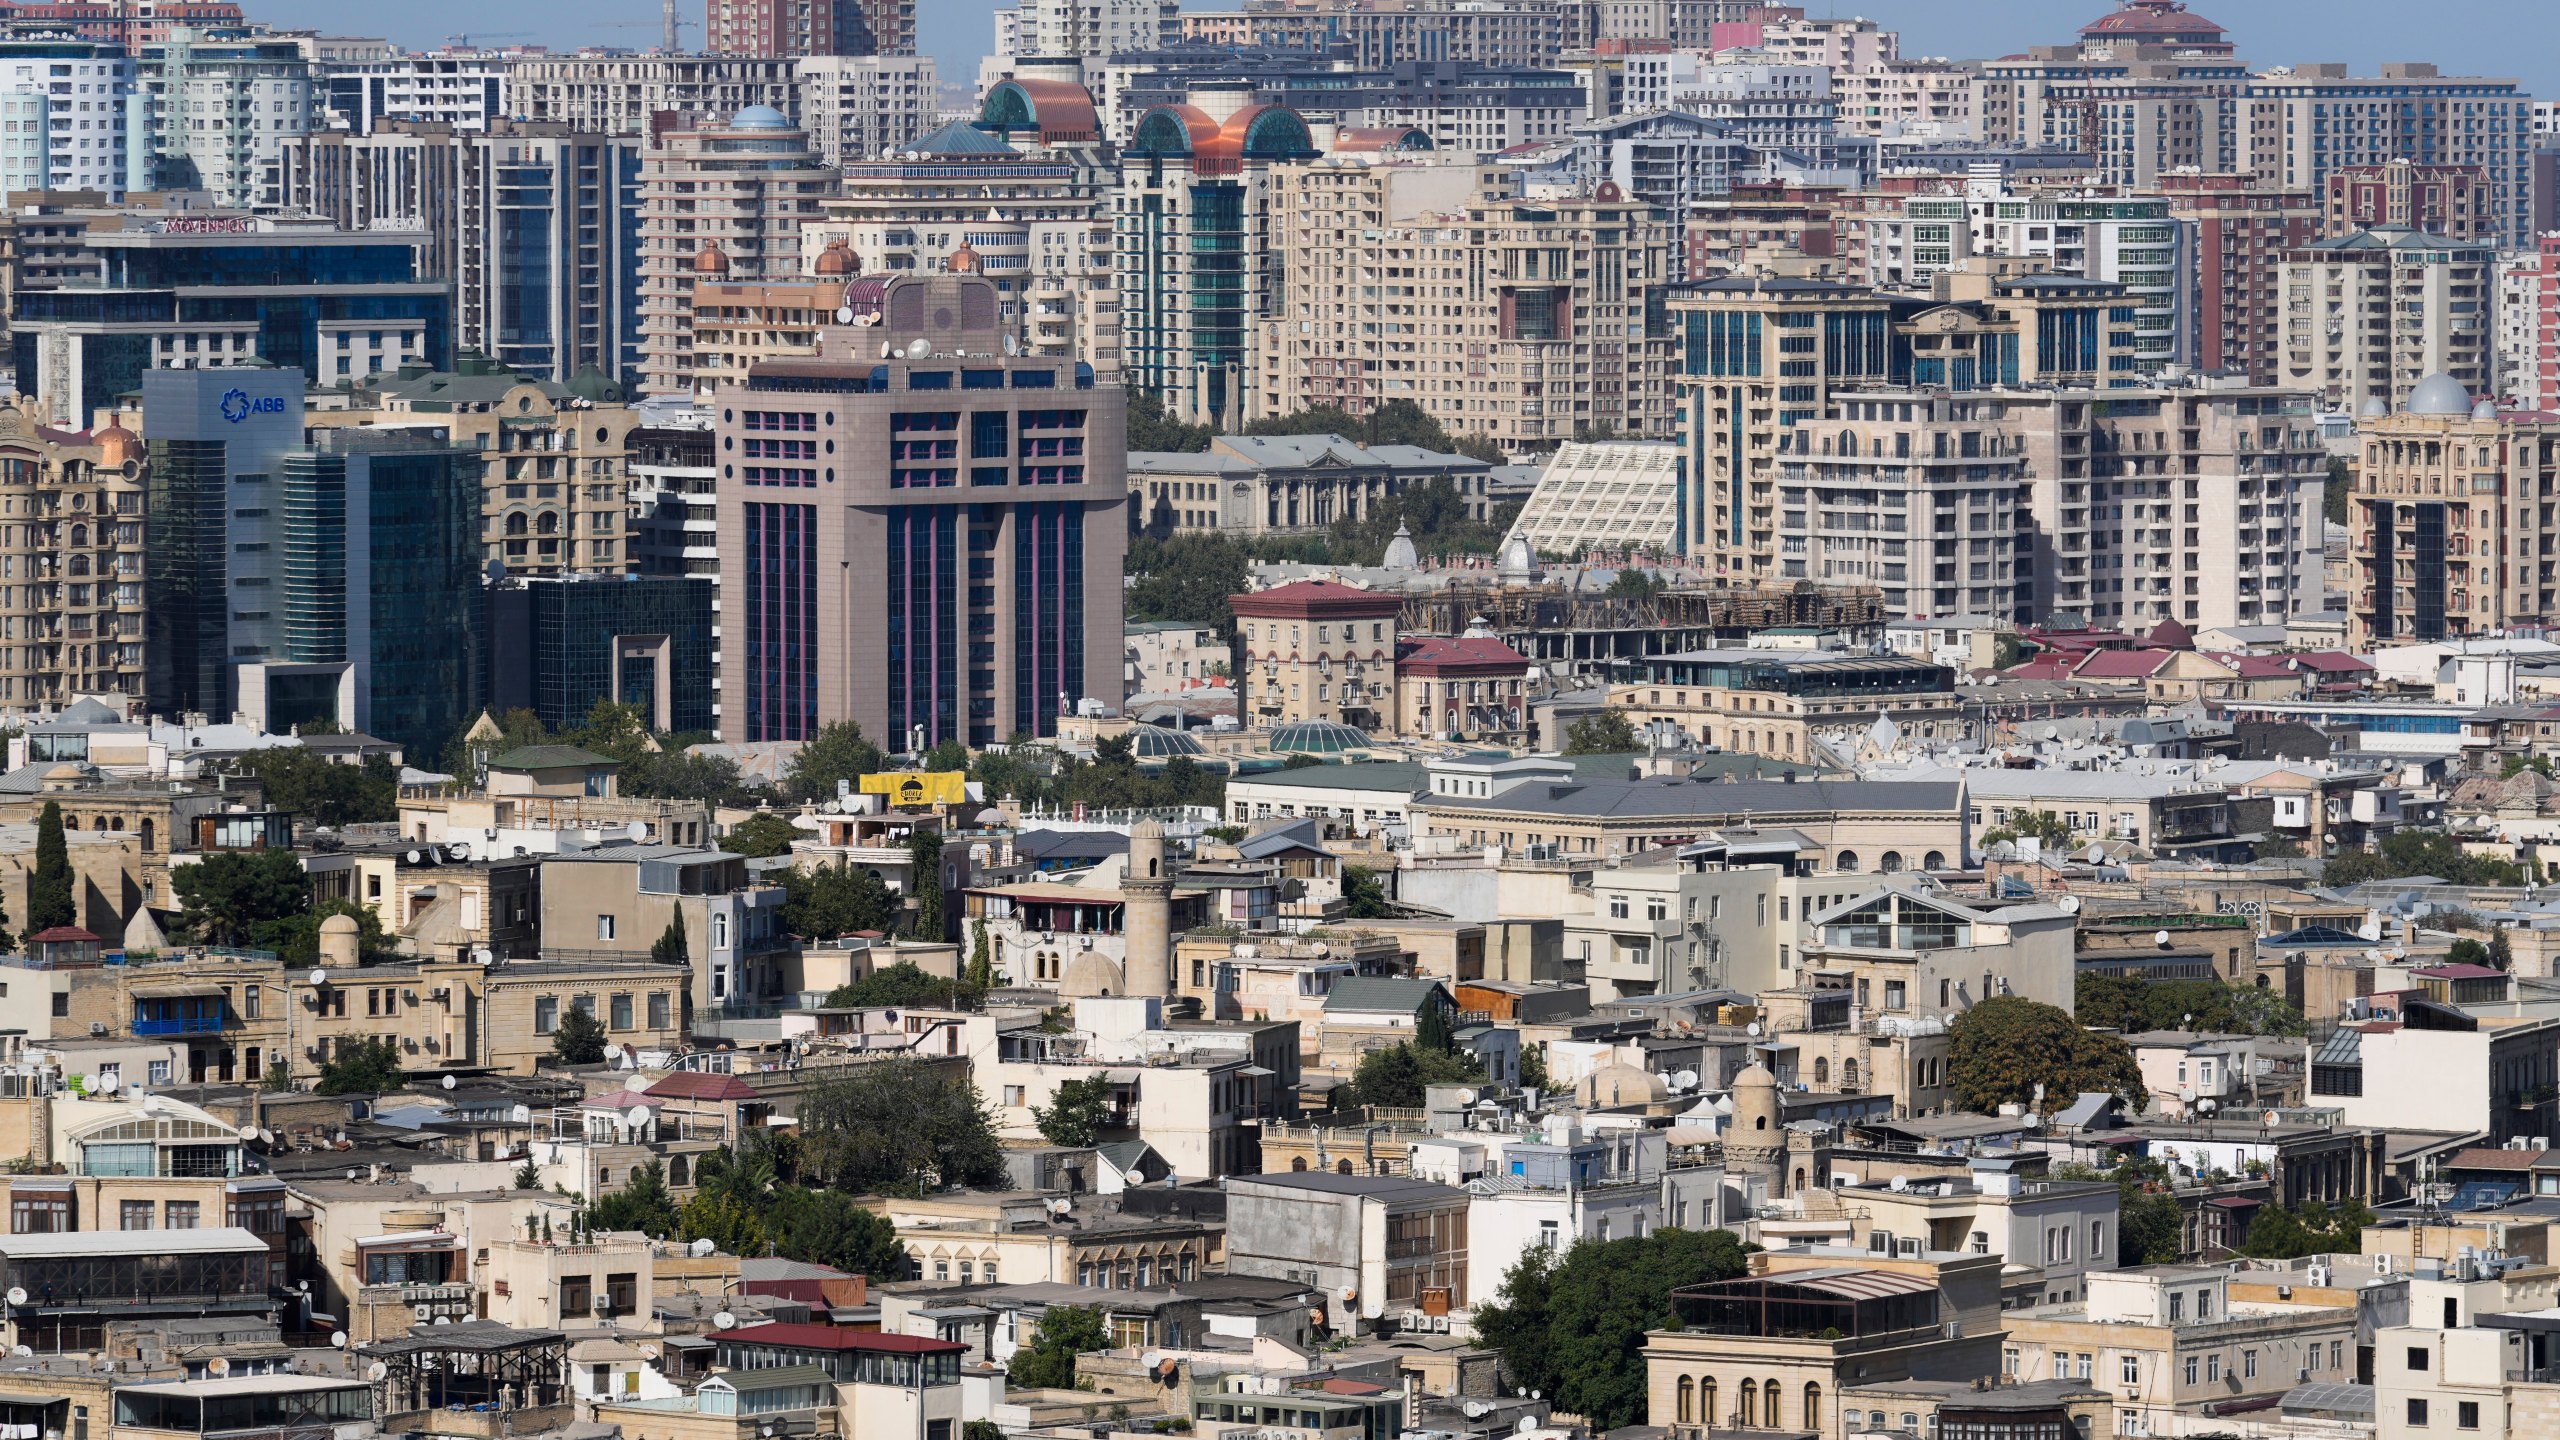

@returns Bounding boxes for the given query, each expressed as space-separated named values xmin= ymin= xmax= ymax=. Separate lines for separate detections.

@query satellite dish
xmin=7 ymin=1346 xmax=25 ymax=1358
xmin=1141 ymin=1352 xmax=1164 ymax=1371
xmin=692 ymin=1237 xmax=717 ymax=1258
xmin=2263 ymin=1110 xmax=2281 ymax=1127
xmin=1745 ymin=1021 xmax=1762 ymax=1037
xmin=713 ymin=1311 xmax=737 ymax=1330
xmin=1338 ymin=1286 xmax=1358 ymax=1302
xmin=368 ymin=1362 xmax=390 ymax=1382
xmin=1451 ymin=1089 xmax=1476 ymax=1106
xmin=2057 ymin=895 xmax=2082 ymax=914
xmin=1465 ymin=1403 xmax=1489 ymax=1420
xmin=448 ymin=841 xmax=473 ymax=862
xmin=835 ymin=306 xmax=856 ymax=324
xmin=237 ymin=1125 xmax=258 ymax=1140
xmin=309 ymin=969 xmax=329 ymax=986
xmin=627 ymin=1104 xmax=652 ymax=1129
xmin=512 ymin=1104 xmax=532 ymax=1124
xmin=907 ymin=337 xmax=931 ymax=358
xmin=93 ymin=1072 xmax=119 ymax=1094
xmin=433 ymin=1316 xmax=453 ymax=1326
xmin=2154 ymin=930 xmax=2172 ymax=947
xmin=208 ymin=1357 xmax=230 ymax=1377
xmin=626 ymin=821 xmax=648 ymax=843
xmin=1889 ymin=1175 xmax=1909 ymax=1192
xmin=442 ymin=1074 xmax=458 ymax=1091
xmin=331 ymin=1332 xmax=348 ymax=1349
xmin=5 ymin=1288 xmax=25 ymax=1307
xmin=258 ymin=1128 xmax=273 ymax=1144
xmin=640 ymin=1346 xmax=660 ymax=1362
xmin=1672 ymin=1069 xmax=1699 ymax=1091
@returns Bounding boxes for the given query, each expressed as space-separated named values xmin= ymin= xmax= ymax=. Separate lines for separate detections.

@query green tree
xmin=235 ymin=748 xmax=400 ymax=827
xmin=2448 ymin=937 xmax=2494 ymax=968
xmin=2324 ymin=456 xmax=2350 ymax=526
xmin=967 ymin=918 xmax=996 ymax=989
xmin=2490 ymin=928 xmax=2515 ymax=971
xmin=761 ymin=1187 xmax=910 ymax=1277
xmin=170 ymin=849 xmax=311 ymax=948
xmin=1947 ymin=996 xmax=2145 ymax=1114
xmin=651 ymin=916 xmax=690 ymax=967
xmin=262 ymin=1057 xmax=292 ymax=1092
xmin=1471 ymin=1228 xmax=1754 ymax=1430
xmin=315 ymin=1038 xmax=405 ymax=1095
xmin=794 ymin=1056 xmax=1006 ymax=1196
xmin=1032 ymin=1074 xmax=1121 ymax=1147
xmin=1126 ymin=390 xmax=1213 ymax=454
xmin=1980 ymin=810 xmax=2073 ymax=849
xmin=2503 ymin=755 xmax=2555 ymax=780
xmin=513 ymin=1160 xmax=540 ymax=1190
xmin=780 ymin=863 xmax=900 ymax=941
xmin=2072 ymin=975 xmax=2305 ymax=1039
xmin=2323 ymin=830 xmax=2525 ymax=888
xmin=1413 ymin=990 xmax=1456 ymax=1055
xmin=2054 ymin=1158 xmax=2182 ymax=1265
xmin=1342 ymin=865 xmax=1391 ymax=919
xmin=1607 ymin=568 xmax=1667 ymax=599
xmin=964 ymin=1423 xmax=1006 ymax=1440
xmin=1518 ymin=1043 xmax=1549 ymax=1092
xmin=2241 ymin=1199 xmax=2374 ymax=1259
xmin=722 ymin=811 xmax=806 ymax=858
xmin=907 ymin=829 xmax=947 ymax=940
xmin=29 ymin=800 xmax=73 ymax=933
xmin=825 ymin=961 xmax=979 ymax=1010
xmin=784 ymin=720 xmax=889 ymax=803
xmin=263 ymin=899 xmax=393 ymax=968
xmin=1564 ymin=710 xmax=1638 ymax=755
xmin=552 ymin=1004 xmax=609 ymax=1065
xmin=589 ymin=1159 xmax=680 ymax=1236
xmin=1008 ymin=1304 xmax=1110 ymax=1390
xmin=1348 ymin=1042 xmax=1484 ymax=1110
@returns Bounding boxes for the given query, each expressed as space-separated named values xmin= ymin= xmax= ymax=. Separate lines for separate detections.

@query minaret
xmin=1122 ymin=820 xmax=1174 ymax=997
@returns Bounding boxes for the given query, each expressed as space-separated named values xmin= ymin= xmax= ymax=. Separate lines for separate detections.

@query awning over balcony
xmin=132 ymin=984 xmax=224 ymax=1000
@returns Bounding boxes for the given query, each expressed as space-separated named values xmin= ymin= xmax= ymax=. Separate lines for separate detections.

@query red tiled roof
xmin=1396 ymin=636 xmax=1529 ymax=672
xmin=2293 ymin=651 xmax=2373 ymax=673
xmin=2415 ymin=963 xmax=2505 ymax=980
xmin=644 ymin=1072 xmax=763 ymax=1101
xmin=26 ymin=926 xmax=99 ymax=944
xmin=1230 ymin=580 xmax=1406 ymax=619
xmin=2445 ymin=1146 xmax=2544 ymax=1172
xmin=723 ymin=1323 xmax=963 ymax=1354
xmin=2073 ymin=649 xmax=2172 ymax=679
xmin=1321 ymin=1380 xmax=1388 ymax=1396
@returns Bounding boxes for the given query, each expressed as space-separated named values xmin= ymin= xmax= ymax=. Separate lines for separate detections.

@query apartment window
xmin=560 ymin=1275 xmax=592 ymax=1317
xmin=10 ymin=1194 xmax=67 ymax=1233
xmin=120 ymin=1200 xmax=153 ymax=1230
xmin=2002 ymin=1348 xmax=2019 ymax=1379
xmin=148 ymin=1060 xmax=171 ymax=1086
xmin=2407 ymin=1400 xmax=2429 ymax=1427
xmin=2243 ymin=1349 xmax=2257 ymax=1379
xmin=244 ymin=988 xmax=259 ymax=1020
xmin=2119 ymin=1356 xmax=2138 ymax=1385
xmin=647 ymin=993 xmax=671 ymax=1029
xmin=1539 ymin=1220 xmax=1560 ymax=1248
xmin=2183 ymin=1357 xmax=2198 ymax=1385
xmin=610 ymin=994 xmax=634 ymax=1031
xmin=1003 ymin=1086 xmax=1025 ymax=1107
xmin=535 ymin=997 xmax=560 ymax=1034
xmin=1884 ymin=980 xmax=1906 ymax=1010
xmin=2409 ymin=1347 xmax=2431 ymax=1372
xmin=2205 ymin=1355 xmax=2221 ymax=1383
xmin=2458 ymin=1402 xmax=2480 ymax=1430
xmin=596 ymin=915 xmax=616 ymax=941
xmin=604 ymin=1272 xmax=637 ymax=1315
xmin=164 ymin=1201 xmax=200 ymax=1230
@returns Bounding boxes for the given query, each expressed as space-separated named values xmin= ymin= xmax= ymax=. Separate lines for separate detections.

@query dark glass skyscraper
xmin=140 ymin=367 xmax=305 ymax=724
xmin=485 ymin=574 xmax=718 ymax=735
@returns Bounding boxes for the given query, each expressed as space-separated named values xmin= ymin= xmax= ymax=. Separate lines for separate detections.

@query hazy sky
xmin=263 ymin=0 xmax=2560 ymax=98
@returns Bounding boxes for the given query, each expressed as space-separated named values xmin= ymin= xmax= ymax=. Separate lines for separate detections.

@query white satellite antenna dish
xmin=93 ymin=1072 xmax=119 ymax=1094
xmin=257 ymin=1128 xmax=273 ymax=1144
xmin=442 ymin=1074 xmax=458 ymax=1091
xmin=5 ymin=1288 xmax=25 ymax=1307
xmin=1672 ymin=1069 xmax=1699 ymax=1091
xmin=2154 ymin=930 xmax=2172 ymax=947
xmin=208 ymin=1357 xmax=230 ymax=1377
xmin=713 ymin=1311 xmax=737 ymax=1330
xmin=627 ymin=1104 xmax=651 ymax=1129
xmin=627 ymin=821 xmax=648 ymax=843
xmin=1745 ymin=1021 xmax=1762 ymax=1037
xmin=692 ymin=1237 xmax=717 ymax=1258
xmin=511 ymin=1104 xmax=531 ymax=1124
xmin=1517 ymin=1418 xmax=1537 ymax=1434
xmin=835 ymin=306 xmax=856 ymax=324
xmin=2058 ymin=895 xmax=2082 ymax=914
xmin=907 ymin=338 xmax=931 ymax=358
xmin=1141 ymin=1352 xmax=1164 ymax=1371
xmin=433 ymin=1316 xmax=453 ymax=1326
xmin=309 ymin=969 xmax=329 ymax=986
xmin=368 ymin=1362 xmax=390 ymax=1382
xmin=1465 ymin=1403 xmax=1489 ymax=1420
xmin=7 ymin=1346 xmax=25 ymax=1358
xmin=237 ymin=1125 xmax=258 ymax=1140
xmin=331 ymin=1332 xmax=348 ymax=1349
xmin=640 ymin=1346 xmax=660 ymax=1362
xmin=1889 ymin=1175 xmax=1909 ymax=1192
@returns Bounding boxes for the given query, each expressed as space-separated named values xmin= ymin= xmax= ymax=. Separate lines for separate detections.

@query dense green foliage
xmin=235 ymin=748 xmax=400 ymax=826
xmin=2074 ymin=975 xmax=2306 ymax=1037
xmin=1033 ymin=1074 xmax=1121 ymax=1147
xmin=170 ymin=848 xmax=311 ymax=949
xmin=1473 ymin=1230 xmax=1754 ymax=1430
xmin=779 ymin=863 xmax=901 ymax=940
xmin=722 ymin=812 xmax=806 ymax=858
xmin=1981 ymin=810 xmax=2072 ymax=849
xmin=783 ymin=720 xmax=889 ymax=803
xmin=2323 ymin=830 xmax=2526 ymax=888
xmin=793 ymin=1056 xmax=1006 ymax=1196
xmin=2446 ymin=931 xmax=2515 ymax=970
xmin=29 ymin=801 xmax=72 ymax=933
xmin=651 ymin=917 xmax=690 ymax=967
xmin=450 ymin=701 xmax=759 ymax=805
xmin=551 ymin=1005 xmax=609 ymax=1065
xmin=264 ymin=899 xmax=395 ymax=968
xmin=2054 ymin=1157 xmax=2183 ymax=1265
xmin=907 ymin=829 xmax=946 ymax=940
xmin=2241 ymin=1199 xmax=2375 ymax=1259
xmin=1947 ymin=996 xmax=2145 ymax=1114
xmin=1006 ymin=1304 xmax=1110 ymax=1390
xmin=674 ymin=1132 xmax=911 ymax=1278
xmin=1127 ymin=390 xmax=1213 ymax=453
xmin=967 ymin=733 xmax=1224 ymax=814
xmin=588 ymin=1158 xmax=680 ymax=1235
xmin=1342 ymin=866 xmax=1391 ymax=919
xmin=315 ymin=1038 xmax=405 ymax=1095
xmin=824 ymin=960 xmax=981 ymax=1011
xmin=1563 ymin=710 xmax=1637 ymax=755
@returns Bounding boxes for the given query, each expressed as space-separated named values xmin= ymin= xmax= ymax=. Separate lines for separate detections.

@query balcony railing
xmin=132 ymin=1015 xmax=226 ymax=1037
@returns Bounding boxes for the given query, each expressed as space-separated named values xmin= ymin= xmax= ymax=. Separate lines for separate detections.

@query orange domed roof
xmin=948 ymin=242 xmax=982 ymax=274
xmin=92 ymin=421 xmax=138 ymax=467
xmin=692 ymin=239 xmax=731 ymax=276
xmin=812 ymin=238 xmax=856 ymax=276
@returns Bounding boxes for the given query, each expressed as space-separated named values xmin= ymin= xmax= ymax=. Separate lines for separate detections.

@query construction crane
xmin=600 ymin=8 xmax=698 ymax=51
xmin=443 ymin=32 xmax=532 ymax=49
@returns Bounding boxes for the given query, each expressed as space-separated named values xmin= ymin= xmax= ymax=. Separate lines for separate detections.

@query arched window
xmin=1843 ymin=1058 xmax=1861 ymax=1090
xmin=1677 ymin=1377 xmax=1694 ymax=1424
xmin=1291 ymin=1156 xmax=1308 ymax=1172
xmin=1923 ymin=850 xmax=1946 ymax=869
xmin=1701 ymin=1379 xmax=1717 ymax=1426
xmin=1813 ymin=1056 xmax=1829 ymax=1085
xmin=1336 ymin=1158 xmax=1354 ymax=1175
xmin=1803 ymin=1384 xmax=1821 ymax=1432
xmin=1765 ymin=1379 xmax=1783 ymax=1428
xmin=1837 ymin=850 xmax=1860 ymax=872
xmin=668 ymin=1155 xmax=690 ymax=1187
xmin=710 ymin=914 xmax=729 ymax=949
xmin=1880 ymin=851 xmax=1904 ymax=872
xmin=537 ymin=512 xmax=560 ymax=535
xmin=1754 ymin=1114 xmax=1768 ymax=1131
xmin=1738 ymin=1380 xmax=1757 ymax=1428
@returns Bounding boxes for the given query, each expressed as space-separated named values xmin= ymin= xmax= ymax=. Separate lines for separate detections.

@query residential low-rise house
xmin=1225 ymin=1171 xmax=1470 ymax=1328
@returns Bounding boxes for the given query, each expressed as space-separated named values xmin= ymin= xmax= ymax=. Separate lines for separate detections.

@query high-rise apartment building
xmin=2279 ymin=226 xmax=2495 ymax=413
xmin=792 ymin=55 xmax=937 ymax=167
xmin=1179 ymin=2 xmax=1573 ymax=71
xmin=2247 ymin=66 xmax=2533 ymax=248
xmin=803 ymin=84 xmax=1117 ymax=368
xmin=1008 ymin=0 xmax=1178 ymax=65
xmin=2323 ymin=160 xmax=2495 ymax=240
xmin=0 ymin=0 xmax=244 ymax=47
xmin=711 ymin=274 xmax=1127 ymax=747
xmin=1117 ymin=98 xmax=1320 ymax=426
xmin=0 ymin=40 xmax=136 ymax=198
xmin=2500 ymin=235 xmax=2560 ymax=414
xmin=1253 ymin=156 xmax=1677 ymax=446
xmin=2155 ymin=172 xmax=2317 ymax=384
xmin=13 ymin=220 xmax=451 ymax=426
xmin=2349 ymin=375 xmax=2560 ymax=644
xmin=286 ymin=120 xmax=647 ymax=384
xmin=502 ymin=55 xmax=799 ymax=137
xmin=638 ymin=106 xmax=835 ymax=397
xmin=134 ymin=33 xmax=315 ymax=207
xmin=0 ymin=405 xmax=145 ymax=707
xmin=316 ymin=55 xmax=508 ymax=134
xmin=1772 ymin=395 xmax=2032 ymax=620
xmin=705 ymin=0 xmax=913 ymax=60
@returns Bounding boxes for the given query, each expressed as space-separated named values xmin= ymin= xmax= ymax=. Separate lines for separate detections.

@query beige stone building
xmin=1253 ymin=158 xmax=1676 ymax=447
xmin=480 ymin=957 xmax=692 ymax=1075
xmin=1230 ymin=580 xmax=1405 ymax=732
xmin=306 ymin=356 xmax=639 ymax=576
xmin=2280 ymin=227 xmax=2497 ymax=414
xmin=637 ymin=107 xmax=835 ymax=397
xmin=870 ymin=1190 xmax=1220 ymax=1288
xmin=1412 ymin=776 xmax=1968 ymax=871
xmin=0 ymin=404 xmax=144 ymax=708
xmin=2348 ymin=380 xmax=2560 ymax=646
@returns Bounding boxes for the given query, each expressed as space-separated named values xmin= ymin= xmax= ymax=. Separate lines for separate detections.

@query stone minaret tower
xmin=1122 ymin=820 xmax=1174 ymax=997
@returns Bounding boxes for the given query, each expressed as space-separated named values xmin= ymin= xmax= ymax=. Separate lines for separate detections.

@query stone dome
xmin=321 ymin=913 xmax=360 ymax=938
xmin=948 ymin=241 xmax=983 ymax=274
xmin=1497 ymin=533 xmax=1539 ymax=584
xmin=2473 ymin=399 xmax=2499 ymax=421
xmin=812 ymin=238 xmax=857 ymax=276
xmin=2406 ymin=372 xmax=2474 ymax=416
xmin=730 ymin=104 xmax=792 ymax=131
xmin=92 ymin=420 xmax=138 ymax=467
xmin=1381 ymin=522 xmax=1419 ymax=571
xmin=2357 ymin=396 xmax=2391 ymax=418
xmin=692 ymin=239 xmax=731 ymax=276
